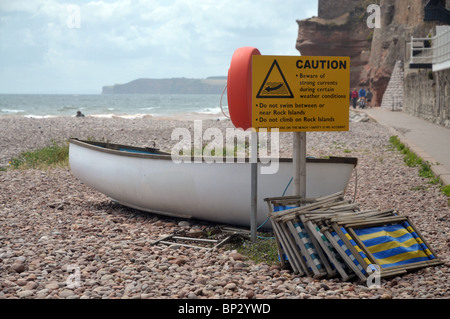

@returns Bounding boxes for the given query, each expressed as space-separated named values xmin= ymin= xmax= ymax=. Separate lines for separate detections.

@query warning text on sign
xmin=252 ymin=56 xmax=350 ymax=132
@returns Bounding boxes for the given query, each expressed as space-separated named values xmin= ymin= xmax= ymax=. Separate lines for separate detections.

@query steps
xmin=381 ymin=60 xmax=404 ymax=111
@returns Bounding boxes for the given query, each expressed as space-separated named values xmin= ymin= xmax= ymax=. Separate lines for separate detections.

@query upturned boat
xmin=69 ymin=138 xmax=357 ymax=228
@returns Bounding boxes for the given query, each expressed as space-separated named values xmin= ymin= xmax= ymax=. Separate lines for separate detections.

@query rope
xmin=256 ymin=176 xmax=294 ymax=237
xmin=353 ymin=168 xmax=358 ymax=203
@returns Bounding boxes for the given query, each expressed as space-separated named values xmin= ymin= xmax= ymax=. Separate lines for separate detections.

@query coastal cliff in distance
xmin=102 ymin=76 xmax=227 ymax=94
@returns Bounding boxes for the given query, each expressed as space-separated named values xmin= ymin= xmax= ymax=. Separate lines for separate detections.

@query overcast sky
xmin=0 ymin=0 xmax=318 ymax=94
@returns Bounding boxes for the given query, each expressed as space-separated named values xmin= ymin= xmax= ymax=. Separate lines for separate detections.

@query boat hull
xmin=69 ymin=139 xmax=357 ymax=228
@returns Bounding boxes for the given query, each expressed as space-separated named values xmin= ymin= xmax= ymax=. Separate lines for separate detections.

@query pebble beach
xmin=0 ymin=113 xmax=449 ymax=300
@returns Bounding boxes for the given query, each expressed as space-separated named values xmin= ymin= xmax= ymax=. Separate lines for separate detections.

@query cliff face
xmin=362 ymin=0 xmax=434 ymax=105
xmin=296 ymin=12 xmax=372 ymax=89
xmin=102 ymin=77 xmax=227 ymax=94
xmin=297 ymin=0 xmax=435 ymax=106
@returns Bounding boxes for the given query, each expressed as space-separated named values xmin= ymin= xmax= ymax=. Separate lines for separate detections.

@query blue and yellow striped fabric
xmin=353 ymin=222 xmax=436 ymax=269
xmin=293 ymin=221 xmax=324 ymax=272
xmin=342 ymin=227 xmax=378 ymax=272
xmin=331 ymin=230 xmax=368 ymax=275
xmin=332 ymin=228 xmax=379 ymax=275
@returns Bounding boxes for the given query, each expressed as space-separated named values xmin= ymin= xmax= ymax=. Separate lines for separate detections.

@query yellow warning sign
xmin=252 ymin=56 xmax=350 ymax=132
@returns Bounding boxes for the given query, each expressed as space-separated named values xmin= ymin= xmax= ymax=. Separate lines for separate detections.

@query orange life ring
xmin=227 ymin=47 xmax=261 ymax=130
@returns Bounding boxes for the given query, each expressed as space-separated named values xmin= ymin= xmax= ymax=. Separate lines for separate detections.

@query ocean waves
xmin=0 ymin=94 xmax=228 ymax=119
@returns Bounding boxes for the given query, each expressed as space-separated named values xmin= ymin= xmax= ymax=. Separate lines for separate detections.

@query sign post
xmin=293 ymin=132 xmax=307 ymax=198
xmin=228 ymin=49 xmax=350 ymax=241
xmin=250 ymin=130 xmax=258 ymax=242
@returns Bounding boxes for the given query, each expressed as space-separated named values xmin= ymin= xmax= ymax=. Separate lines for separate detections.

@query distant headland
xmin=102 ymin=76 xmax=227 ymax=94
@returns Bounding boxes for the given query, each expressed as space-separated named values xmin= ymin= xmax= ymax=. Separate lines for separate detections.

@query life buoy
xmin=227 ymin=47 xmax=261 ymax=130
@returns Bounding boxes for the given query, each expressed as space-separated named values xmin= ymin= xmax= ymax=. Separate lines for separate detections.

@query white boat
xmin=69 ymin=138 xmax=357 ymax=229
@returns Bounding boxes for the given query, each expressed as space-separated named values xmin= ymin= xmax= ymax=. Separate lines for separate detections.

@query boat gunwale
xmin=68 ymin=138 xmax=358 ymax=166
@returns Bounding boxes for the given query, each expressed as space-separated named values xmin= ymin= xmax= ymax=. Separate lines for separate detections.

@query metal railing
xmin=433 ymin=28 xmax=450 ymax=66
xmin=410 ymin=37 xmax=434 ymax=67
xmin=410 ymin=28 xmax=450 ymax=71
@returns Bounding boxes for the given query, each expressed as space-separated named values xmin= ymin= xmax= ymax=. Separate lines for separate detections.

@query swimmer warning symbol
xmin=256 ymin=60 xmax=294 ymax=99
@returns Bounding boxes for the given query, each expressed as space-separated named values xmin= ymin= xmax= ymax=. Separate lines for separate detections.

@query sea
xmin=0 ymin=94 xmax=229 ymax=119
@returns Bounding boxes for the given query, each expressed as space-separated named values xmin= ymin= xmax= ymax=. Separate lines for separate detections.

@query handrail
xmin=433 ymin=28 xmax=450 ymax=66
xmin=410 ymin=28 xmax=450 ymax=70
xmin=410 ymin=36 xmax=433 ymax=66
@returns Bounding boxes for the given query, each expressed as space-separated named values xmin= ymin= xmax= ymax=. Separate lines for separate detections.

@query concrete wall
xmin=404 ymin=68 xmax=450 ymax=128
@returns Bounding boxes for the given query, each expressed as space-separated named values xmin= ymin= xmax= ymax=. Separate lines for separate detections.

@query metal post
xmin=293 ymin=132 xmax=307 ymax=198
xmin=250 ymin=131 xmax=258 ymax=242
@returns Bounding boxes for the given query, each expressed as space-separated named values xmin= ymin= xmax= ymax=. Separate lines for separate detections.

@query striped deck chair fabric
xmin=341 ymin=228 xmax=378 ymax=272
xmin=293 ymin=221 xmax=325 ymax=272
xmin=331 ymin=228 xmax=380 ymax=276
xmin=313 ymin=224 xmax=349 ymax=272
xmin=352 ymin=221 xmax=437 ymax=269
xmin=273 ymin=206 xmax=298 ymax=263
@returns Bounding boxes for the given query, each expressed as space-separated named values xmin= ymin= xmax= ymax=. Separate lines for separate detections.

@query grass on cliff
xmin=8 ymin=140 xmax=70 ymax=170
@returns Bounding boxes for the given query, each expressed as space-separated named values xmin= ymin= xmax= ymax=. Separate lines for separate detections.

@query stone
xmin=178 ymin=221 xmax=190 ymax=227
xmin=59 ymin=289 xmax=75 ymax=298
xmin=17 ymin=279 xmax=27 ymax=286
xmin=381 ymin=61 xmax=404 ymax=111
xmin=38 ymin=236 xmax=49 ymax=242
xmin=35 ymin=289 xmax=49 ymax=298
xmin=229 ymin=252 xmax=243 ymax=260
xmin=45 ymin=282 xmax=60 ymax=290
xmin=194 ymin=277 xmax=207 ymax=285
xmin=320 ymin=283 xmax=330 ymax=291
xmin=11 ymin=263 xmax=26 ymax=273
xmin=169 ymin=258 xmax=186 ymax=265
xmin=17 ymin=290 xmax=33 ymax=298
xmin=187 ymin=292 xmax=198 ymax=299
xmin=224 ymin=283 xmax=237 ymax=290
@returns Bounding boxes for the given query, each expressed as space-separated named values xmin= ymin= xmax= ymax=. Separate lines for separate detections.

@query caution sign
xmin=252 ymin=56 xmax=350 ymax=132
xmin=256 ymin=60 xmax=294 ymax=99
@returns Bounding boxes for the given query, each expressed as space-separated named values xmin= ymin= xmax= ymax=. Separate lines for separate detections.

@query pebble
xmin=229 ymin=252 xmax=243 ymax=260
xmin=11 ymin=263 xmax=26 ymax=274
xmin=45 ymin=282 xmax=60 ymax=290
xmin=17 ymin=290 xmax=34 ymax=298
xmin=224 ymin=283 xmax=237 ymax=290
xmin=320 ymin=283 xmax=330 ymax=291
xmin=0 ymin=117 xmax=448 ymax=299
xmin=59 ymin=289 xmax=75 ymax=299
